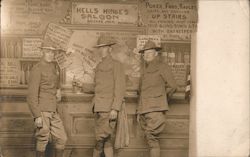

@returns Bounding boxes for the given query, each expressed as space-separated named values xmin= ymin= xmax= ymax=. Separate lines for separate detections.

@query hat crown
xmin=142 ymin=40 xmax=159 ymax=50
xmin=96 ymin=35 xmax=116 ymax=46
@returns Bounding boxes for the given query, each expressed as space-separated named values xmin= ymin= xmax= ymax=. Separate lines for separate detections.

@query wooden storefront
xmin=0 ymin=0 xmax=197 ymax=156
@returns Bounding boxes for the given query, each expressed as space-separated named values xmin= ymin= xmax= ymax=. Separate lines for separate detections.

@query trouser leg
xmin=35 ymin=113 xmax=50 ymax=152
xmin=36 ymin=151 xmax=45 ymax=157
xmin=149 ymin=147 xmax=160 ymax=157
xmin=139 ymin=112 xmax=166 ymax=157
xmin=93 ymin=140 xmax=104 ymax=157
xmin=55 ymin=149 xmax=64 ymax=157
xmin=114 ymin=148 xmax=122 ymax=157
xmin=148 ymin=140 xmax=160 ymax=157
xmin=50 ymin=112 xmax=67 ymax=151
xmin=104 ymin=137 xmax=114 ymax=157
xmin=94 ymin=112 xmax=116 ymax=157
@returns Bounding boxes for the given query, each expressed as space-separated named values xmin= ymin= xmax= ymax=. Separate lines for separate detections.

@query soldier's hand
xmin=56 ymin=89 xmax=62 ymax=102
xmin=35 ymin=117 xmax=43 ymax=128
xmin=110 ymin=110 xmax=118 ymax=120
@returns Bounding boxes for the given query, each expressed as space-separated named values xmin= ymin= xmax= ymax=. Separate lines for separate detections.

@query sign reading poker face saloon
xmin=139 ymin=0 xmax=198 ymax=41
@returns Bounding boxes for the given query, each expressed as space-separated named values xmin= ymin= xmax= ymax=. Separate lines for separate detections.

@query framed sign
xmin=72 ymin=2 xmax=138 ymax=26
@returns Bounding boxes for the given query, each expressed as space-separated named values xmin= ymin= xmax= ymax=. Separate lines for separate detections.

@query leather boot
xmin=55 ymin=149 xmax=64 ymax=157
xmin=36 ymin=151 xmax=45 ymax=157
xmin=93 ymin=149 xmax=102 ymax=157
xmin=149 ymin=148 xmax=160 ymax=157
xmin=104 ymin=146 xmax=113 ymax=157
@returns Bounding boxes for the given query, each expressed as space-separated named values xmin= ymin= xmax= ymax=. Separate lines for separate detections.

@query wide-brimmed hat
xmin=38 ymin=42 xmax=61 ymax=51
xmin=139 ymin=40 xmax=162 ymax=53
xmin=94 ymin=35 xmax=116 ymax=48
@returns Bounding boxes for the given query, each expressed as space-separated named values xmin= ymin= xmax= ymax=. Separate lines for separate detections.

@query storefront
xmin=0 ymin=0 xmax=197 ymax=156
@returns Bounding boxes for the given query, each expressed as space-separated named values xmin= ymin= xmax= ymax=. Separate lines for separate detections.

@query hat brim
xmin=93 ymin=43 xmax=116 ymax=48
xmin=139 ymin=47 xmax=162 ymax=53
xmin=38 ymin=46 xmax=59 ymax=51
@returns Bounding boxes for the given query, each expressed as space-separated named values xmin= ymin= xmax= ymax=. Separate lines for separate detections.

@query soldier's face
xmin=143 ymin=49 xmax=158 ymax=62
xmin=99 ymin=46 xmax=111 ymax=58
xmin=42 ymin=49 xmax=55 ymax=62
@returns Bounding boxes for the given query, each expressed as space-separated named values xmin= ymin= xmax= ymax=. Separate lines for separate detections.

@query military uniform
xmin=138 ymin=57 xmax=177 ymax=114
xmin=138 ymin=57 xmax=177 ymax=156
xmin=138 ymin=40 xmax=177 ymax=157
xmin=27 ymin=60 xmax=67 ymax=152
xmin=93 ymin=55 xmax=126 ymax=151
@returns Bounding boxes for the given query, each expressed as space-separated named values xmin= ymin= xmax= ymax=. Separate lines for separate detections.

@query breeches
xmin=139 ymin=111 xmax=166 ymax=148
xmin=94 ymin=112 xmax=116 ymax=150
xmin=35 ymin=112 xmax=67 ymax=152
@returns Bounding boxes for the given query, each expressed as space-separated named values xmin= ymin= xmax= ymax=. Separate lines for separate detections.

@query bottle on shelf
xmin=13 ymin=41 xmax=17 ymax=58
xmin=20 ymin=64 xmax=25 ymax=85
xmin=4 ymin=41 xmax=8 ymax=58
xmin=23 ymin=64 xmax=26 ymax=85
xmin=9 ymin=41 xmax=14 ymax=58
xmin=72 ymin=75 xmax=77 ymax=93
xmin=16 ymin=40 xmax=22 ymax=58
xmin=26 ymin=64 xmax=30 ymax=85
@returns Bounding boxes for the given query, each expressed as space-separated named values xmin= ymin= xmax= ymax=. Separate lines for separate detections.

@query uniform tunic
xmin=138 ymin=57 xmax=177 ymax=148
xmin=93 ymin=55 xmax=126 ymax=143
xmin=27 ymin=60 xmax=60 ymax=118
xmin=27 ymin=59 xmax=67 ymax=151
xmin=93 ymin=55 xmax=126 ymax=112
xmin=138 ymin=57 xmax=177 ymax=114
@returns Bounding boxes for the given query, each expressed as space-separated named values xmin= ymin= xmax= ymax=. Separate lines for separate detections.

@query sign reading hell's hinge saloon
xmin=71 ymin=2 xmax=138 ymax=26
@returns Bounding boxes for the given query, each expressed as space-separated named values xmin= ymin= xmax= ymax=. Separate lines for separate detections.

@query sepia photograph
xmin=0 ymin=0 xmax=248 ymax=157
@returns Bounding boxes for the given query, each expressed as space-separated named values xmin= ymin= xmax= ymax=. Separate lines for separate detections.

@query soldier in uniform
xmin=137 ymin=40 xmax=177 ymax=157
xmin=91 ymin=35 xmax=126 ymax=157
xmin=27 ymin=43 xmax=67 ymax=157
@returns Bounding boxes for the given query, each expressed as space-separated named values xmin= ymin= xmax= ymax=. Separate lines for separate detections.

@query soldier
xmin=27 ymin=43 xmax=67 ymax=157
xmin=92 ymin=35 xmax=126 ymax=157
xmin=137 ymin=40 xmax=177 ymax=157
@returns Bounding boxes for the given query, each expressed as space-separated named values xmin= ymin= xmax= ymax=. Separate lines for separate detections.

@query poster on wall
xmin=43 ymin=23 xmax=73 ymax=51
xmin=0 ymin=59 xmax=20 ymax=87
xmin=137 ymin=35 xmax=161 ymax=50
xmin=65 ymin=30 xmax=142 ymax=90
xmin=1 ymin=0 xmax=71 ymax=35
xmin=71 ymin=2 xmax=138 ymax=26
xmin=22 ymin=38 xmax=43 ymax=58
xmin=139 ymin=0 xmax=198 ymax=41
xmin=54 ymin=51 xmax=73 ymax=70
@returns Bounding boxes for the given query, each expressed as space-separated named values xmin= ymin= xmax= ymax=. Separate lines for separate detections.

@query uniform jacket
xmin=93 ymin=55 xmax=126 ymax=112
xmin=27 ymin=60 xmax=60 ymax=118
xmin=137 ymin=57 xmax=177 ymax=114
